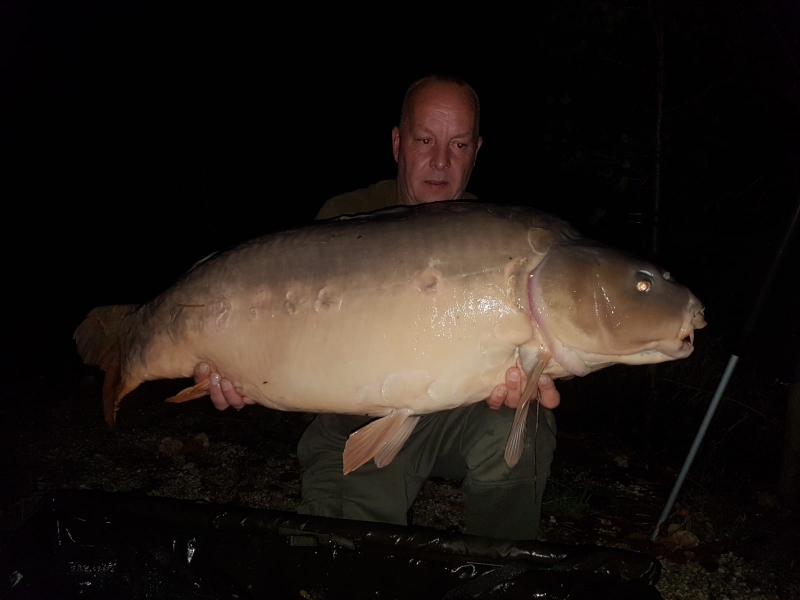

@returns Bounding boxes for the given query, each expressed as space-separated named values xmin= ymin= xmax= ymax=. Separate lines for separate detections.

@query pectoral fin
xmin=166 ymin=379 xmax=211 ymax=404
xmin=504 ymin=351 xmax=551 ymax=468
xmin=343 ymin=409 xmax=420 ymax=475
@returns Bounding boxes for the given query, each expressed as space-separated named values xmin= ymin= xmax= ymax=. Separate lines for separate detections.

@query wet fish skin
xmin=74 ymin=201 xmax=706 ymax=474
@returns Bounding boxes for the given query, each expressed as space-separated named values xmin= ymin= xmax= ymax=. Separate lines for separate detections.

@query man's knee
xmin=463 ymin=404 xmax=557 ymax=484
xmin=459 ymin=406 xmax=556 ymax=540
xmin=298 ymin=464 xmax=419 ymax=526
xmin=297 ymin=415 xmax=424 ymax=526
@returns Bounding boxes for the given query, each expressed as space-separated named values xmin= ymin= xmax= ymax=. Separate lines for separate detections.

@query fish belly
xmin=190 ymin=269 xmax=534 ymax=417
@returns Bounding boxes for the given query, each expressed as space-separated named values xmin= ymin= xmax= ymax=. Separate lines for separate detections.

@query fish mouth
xmin=673 ymin=333 xmax=695 ymax=358
xmin=664 ymin=306 xmax=707 ymax=358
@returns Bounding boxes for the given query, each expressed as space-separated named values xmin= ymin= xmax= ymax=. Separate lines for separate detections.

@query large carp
xmin=75 ymin=202 xmax=706 ymax=474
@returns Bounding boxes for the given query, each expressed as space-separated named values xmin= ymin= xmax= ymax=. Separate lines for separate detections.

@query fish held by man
xmin=74 ymin=202 xmax=707 ymax=474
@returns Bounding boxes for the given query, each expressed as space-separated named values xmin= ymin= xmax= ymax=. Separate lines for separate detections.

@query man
xmin=193 ymin=75 xmax=560 ymax=540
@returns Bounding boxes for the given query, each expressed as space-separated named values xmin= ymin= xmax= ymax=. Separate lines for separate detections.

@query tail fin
xmin=74 ymin=305 xmax=139 ymax=429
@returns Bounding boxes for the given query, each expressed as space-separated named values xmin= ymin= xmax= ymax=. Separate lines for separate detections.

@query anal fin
xmin=504 ymin=351 xmax=551 ymax=468
xmin=343 ymin=409 xmax=419 ymax=475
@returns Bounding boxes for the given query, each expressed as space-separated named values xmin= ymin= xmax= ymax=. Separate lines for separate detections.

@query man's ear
xmin=392 ymin=126 xmax=401 ymax=163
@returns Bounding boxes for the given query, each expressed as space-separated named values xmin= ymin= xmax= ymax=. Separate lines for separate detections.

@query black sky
xmin=1 ymin=0 xmax=798 ymax=381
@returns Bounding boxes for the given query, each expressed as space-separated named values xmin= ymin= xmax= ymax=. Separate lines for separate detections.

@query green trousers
xmin=296 ymin=402 xmax=557 ymax=540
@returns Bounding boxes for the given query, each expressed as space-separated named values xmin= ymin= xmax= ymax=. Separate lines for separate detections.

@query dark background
xmin=1 ymin=1 xmax=798 ymax=495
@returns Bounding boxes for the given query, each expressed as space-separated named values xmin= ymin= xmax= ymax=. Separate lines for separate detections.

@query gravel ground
xmin=1 ymin=373 xmax=798 ymax=599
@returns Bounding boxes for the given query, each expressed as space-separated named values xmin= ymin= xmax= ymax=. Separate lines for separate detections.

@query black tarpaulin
xmin=0 ymin=490 xmax=664 ymax=599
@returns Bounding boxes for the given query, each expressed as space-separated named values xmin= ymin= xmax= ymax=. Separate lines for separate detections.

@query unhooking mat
xmin=0 ymin=490 xmax=664 ymax=599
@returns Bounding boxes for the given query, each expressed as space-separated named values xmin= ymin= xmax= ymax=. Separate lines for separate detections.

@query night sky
xmin=1 ymin=0 xmax=798 ymax=393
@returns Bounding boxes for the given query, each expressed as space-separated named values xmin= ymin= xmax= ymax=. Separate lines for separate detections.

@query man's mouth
xmin=425 ymin=180 xmax=449 ymax=187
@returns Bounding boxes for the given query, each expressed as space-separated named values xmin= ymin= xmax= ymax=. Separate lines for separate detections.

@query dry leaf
xmin=159 ymin=437 xmax=184 ymax=455
xmin=670 ymin=529 xmax=700 ymax=549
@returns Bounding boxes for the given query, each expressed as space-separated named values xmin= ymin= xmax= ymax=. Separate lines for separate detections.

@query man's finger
xmin=219 ymin=379 xmax=247 ymax=410
xmin=487 ymin=384 xmax=507 ymax=410
xmin=208 ymin=373 xmax=230 ymax=411
xmin=538 ymin=375 xmax=561 ymax=409
xmin=194 ymin=362 xmax=211 ymax=384
xmin=504 ymin=367 xmax=525 ymax=409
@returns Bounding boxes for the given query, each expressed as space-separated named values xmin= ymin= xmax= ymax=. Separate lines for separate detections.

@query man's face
xmin=392 ymin=82 xmax=482 ymax=205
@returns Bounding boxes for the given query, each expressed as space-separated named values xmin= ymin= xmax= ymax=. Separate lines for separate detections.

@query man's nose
xmin=430 ymin=143 xmax=451 ymax=170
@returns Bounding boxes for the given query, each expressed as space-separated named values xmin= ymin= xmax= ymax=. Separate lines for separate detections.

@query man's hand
xmin=193 ymin=363 xmax=256 ymax=411
xmin=486 ymin=367 xmax=560 ymax=411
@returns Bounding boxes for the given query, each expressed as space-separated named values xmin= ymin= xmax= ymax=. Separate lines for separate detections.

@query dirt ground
xmin=1 ymin=365 xmax=798 ymax=599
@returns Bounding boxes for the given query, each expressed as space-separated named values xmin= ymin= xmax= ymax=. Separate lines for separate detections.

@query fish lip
xmin=659 ymin=334 xmax=695 ymax=360
xmin=677 ymin=338 xmax=695 ymax=356
xmin=692 ymin=308 xmax=707 ymax=330
xmin=672 ymin=306 xmax=705 ymax=356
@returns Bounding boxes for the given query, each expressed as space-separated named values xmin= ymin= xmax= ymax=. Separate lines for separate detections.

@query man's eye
xmin=421 ymin=138 xmax=431 ymax=144
xmin=456 ymin=142 xmax=468 ymax=149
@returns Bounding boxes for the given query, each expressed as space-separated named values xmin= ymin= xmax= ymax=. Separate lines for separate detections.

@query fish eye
xmin=663 ymin=271 xmax=671 ymax=281
xmin=636 ymin=271 xmax=653 ymax=292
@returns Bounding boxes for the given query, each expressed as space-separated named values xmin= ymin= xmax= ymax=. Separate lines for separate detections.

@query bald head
xmin=392 ymin=75 xmax=483 ymax=206
xmin=399 ymin=75 xmax=481 ymax=141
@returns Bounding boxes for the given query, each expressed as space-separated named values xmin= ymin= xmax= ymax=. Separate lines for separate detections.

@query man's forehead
xmin=404 ymin=83 xmax=478 ymax=131
xmin=410 ymin=82 xmax=476 ymax=113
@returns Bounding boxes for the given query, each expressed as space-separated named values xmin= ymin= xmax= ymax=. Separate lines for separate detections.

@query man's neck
xmin=395 ymin=180 xmax=416 ymax=206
